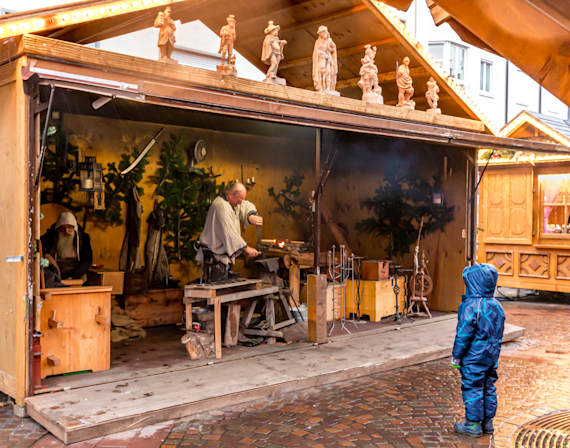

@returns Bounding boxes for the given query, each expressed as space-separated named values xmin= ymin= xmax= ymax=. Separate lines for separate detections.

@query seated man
xmin=41 ymin=212 xmax=93 ymax=283
xmin=197 ymin=182 xmax=263 ymax=282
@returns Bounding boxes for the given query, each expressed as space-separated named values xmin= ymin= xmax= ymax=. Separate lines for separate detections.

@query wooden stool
xmin=240 ymin=292 xmax=296 ymax=344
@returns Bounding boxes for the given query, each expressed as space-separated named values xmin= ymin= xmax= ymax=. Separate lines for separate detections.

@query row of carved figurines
xmin=153 ymin=8 xmax=441 ymax=113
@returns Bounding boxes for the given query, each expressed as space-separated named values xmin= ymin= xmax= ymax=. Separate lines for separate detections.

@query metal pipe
xmin=34 ymin=85 xmax=56 ymax=189
xmin=314 ymin=128 xmax=322 ymax=274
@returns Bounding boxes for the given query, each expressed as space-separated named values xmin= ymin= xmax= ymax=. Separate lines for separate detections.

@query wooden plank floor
xmin=26 ymin=317 xmax=524 ymax=444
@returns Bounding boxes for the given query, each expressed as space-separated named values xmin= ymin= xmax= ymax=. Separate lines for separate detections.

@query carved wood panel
xmin=485 ymin=251 xmax=513 ymax=276
xmin=486 ymin=174 xmax=505 ymax=240
xmin=519 ymin=252 xmax=550 ymax=278
xmin=483 ymin=169 xmax=533 ymax=245
xmin=556 ymin=255 xmax=570 ymax=280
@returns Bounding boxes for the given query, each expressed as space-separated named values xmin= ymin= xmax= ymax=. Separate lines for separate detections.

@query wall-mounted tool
xmin=189 ymin=140 xmax=207 ymax=168
xmin=121 ymin=128 xmax=165 ymax=175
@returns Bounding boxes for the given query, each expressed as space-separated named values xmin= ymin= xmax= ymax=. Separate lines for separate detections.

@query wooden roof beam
xmin=385 ymin=93 xmax=451 ymax=106
xmin=333 ymin=66 xmax=430 ymax=91
xmin=280 ymin=37 xmax=398 ymax=70
xmin=241 ymin=4 xmax=370 ymax=42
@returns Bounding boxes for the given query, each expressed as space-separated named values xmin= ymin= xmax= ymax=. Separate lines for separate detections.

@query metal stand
xmin=391 ymin=263 xmax=402 ymax=325
xmin=328 ymin=245 xmax=359 ymax=335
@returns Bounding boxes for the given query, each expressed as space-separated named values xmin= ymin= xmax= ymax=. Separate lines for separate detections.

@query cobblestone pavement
xmin=1 ymin=300 xmax=566 ymax=448
xmin=0 ymin=395 xmax=47 ymax=448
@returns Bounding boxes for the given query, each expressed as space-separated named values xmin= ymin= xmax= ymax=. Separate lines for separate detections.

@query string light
xmin=0 ymin=0 xmax=180 ymax=40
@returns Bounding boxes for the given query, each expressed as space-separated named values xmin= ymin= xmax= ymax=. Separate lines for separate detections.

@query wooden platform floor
xmin=26 ymin=315 xmax=524 ymax=444
xmin=42 ymin=312 xmax=443 ymax=392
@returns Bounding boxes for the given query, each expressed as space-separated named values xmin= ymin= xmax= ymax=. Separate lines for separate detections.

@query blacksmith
xmin=197 ymin=182 xmax=263 ymax=282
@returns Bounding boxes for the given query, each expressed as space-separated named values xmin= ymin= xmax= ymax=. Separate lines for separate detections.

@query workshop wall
xmin=42 ymin=114 xmax=316 ymax=284
xmin=41 ymin=114 xmax=469 ymax=311
xmin=321 ymin=131 xmax=470 ymax=312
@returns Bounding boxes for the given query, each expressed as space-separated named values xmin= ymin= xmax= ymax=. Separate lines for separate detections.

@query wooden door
xmin=482 ymin=167 xmax=533 ymax=245
xmin=0 ymin=65 xmax=31 ymax=405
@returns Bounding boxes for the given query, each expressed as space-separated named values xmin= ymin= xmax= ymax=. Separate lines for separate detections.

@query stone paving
xmin=0 ymin=396 xmax=47 ymax=448
xmin=0 ymin=300 xmax=565 ymax=448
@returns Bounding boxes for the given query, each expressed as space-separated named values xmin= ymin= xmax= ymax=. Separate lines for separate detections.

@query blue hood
xmin=462 ymin=264 xmax=498 ymax=300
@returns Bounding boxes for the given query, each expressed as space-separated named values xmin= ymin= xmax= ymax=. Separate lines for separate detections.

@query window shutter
xmin=482 ymin=167 xmax=533 ymax=245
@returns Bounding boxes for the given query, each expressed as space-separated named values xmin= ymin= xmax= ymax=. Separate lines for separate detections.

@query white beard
xmin=56 ymin=232 xmax=77 ymax=259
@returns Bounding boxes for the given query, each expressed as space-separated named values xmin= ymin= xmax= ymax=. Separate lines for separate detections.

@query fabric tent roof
xmin=409 ymin=0 xmax=570 ymax=108
xmin=0 ymin=0 xmax=498 ymax=133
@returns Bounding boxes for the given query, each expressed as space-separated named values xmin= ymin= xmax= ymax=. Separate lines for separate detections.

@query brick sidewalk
xmin=0 ymin=300 xmax=565 ymax=448
xmin=0 ymin=397 xmax=47 ymax=448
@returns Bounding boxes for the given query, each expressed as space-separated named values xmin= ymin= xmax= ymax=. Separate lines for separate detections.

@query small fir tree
xmin=356 ymin=165 xmax=455 ymax=259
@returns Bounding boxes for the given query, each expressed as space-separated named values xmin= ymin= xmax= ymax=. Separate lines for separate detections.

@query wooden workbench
xmin=184 ymin=280 xmax=280 ymax=359
xmin=40 ymin=286 xmax=112 ymax=378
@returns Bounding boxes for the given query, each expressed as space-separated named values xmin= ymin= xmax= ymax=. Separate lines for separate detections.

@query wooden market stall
xmin=0 ymin=0 xmax=566 ymax=442
xmin=479 ymin=110 xmax=570 ymax=292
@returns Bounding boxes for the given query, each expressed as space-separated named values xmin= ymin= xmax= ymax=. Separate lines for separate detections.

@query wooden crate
xmin=40 ymin=286 xmax=112 ymax=379
xmin=87 ymin=269 xmax=125 ymax=295
xmin=125 ymin=288 xmax=184 ymax=327
xmin=345 ymin=278 xmax=405 ymax=322
xmin=361 ymin=260 xmax=390 ymax=281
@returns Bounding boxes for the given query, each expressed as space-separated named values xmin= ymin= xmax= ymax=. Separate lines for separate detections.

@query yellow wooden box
xmin=345 ymin=278 xmax=405 ymax=322
xmin=87 ymin=269 xmax=125 ymax=295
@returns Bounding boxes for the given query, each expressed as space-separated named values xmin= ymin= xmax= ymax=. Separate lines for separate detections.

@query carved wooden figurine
xmin=312 ymin=26 xmax=339 ymax=96
xmin=396 ymin=56 xmax=415 ymax=109
xmin=261 ymin=21 xmax=287 ymax=85
xmin=154 ymin=7 xmax=178 ymax=64
xmin=218 ymin=15 xmax=237 ymax=76
xmin=426 ymin=77 xmax=441 ymax=114
xmin=358 ymin=44 xmax=383 ymax=104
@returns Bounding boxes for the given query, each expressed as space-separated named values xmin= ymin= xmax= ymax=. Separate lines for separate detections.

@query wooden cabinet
xmin=40 ymin=286 xmax=112 ymax=379
xmin=345 ymin=278 xmax=405 ymax=322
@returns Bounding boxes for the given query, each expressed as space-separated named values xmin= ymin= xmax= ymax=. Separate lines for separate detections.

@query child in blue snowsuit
xmin=451 ymin=264 xmax=505 ymax=437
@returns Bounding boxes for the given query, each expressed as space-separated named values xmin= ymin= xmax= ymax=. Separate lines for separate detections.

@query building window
xmin=428 ymin=43 xmax=444 ymax=68
xmin=515 ymin=69 xmax=531 ymax=107
xmin=171 ymin=47 xmax=219 ymax=71
xmin=540 ymin=174 xmax=570 ymax=236
xmin=449 ymin=44 xmax=466 ymax=83
xmin=480 ymin=60 xmax=492 ymax=93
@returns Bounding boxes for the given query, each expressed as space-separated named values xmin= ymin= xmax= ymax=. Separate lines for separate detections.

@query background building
xmin=395 ymin=0 xmax=569 ymax=128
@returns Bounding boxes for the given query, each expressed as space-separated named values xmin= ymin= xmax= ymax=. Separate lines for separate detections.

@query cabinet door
xmin=482 ymin=168 xmax=533 ymax=245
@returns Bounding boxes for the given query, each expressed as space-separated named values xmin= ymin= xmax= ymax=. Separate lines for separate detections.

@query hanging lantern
xmin=77 ymin=155 xmax=102 ymax=192
xmin=432 ymin=185 xmax=444 ymax=206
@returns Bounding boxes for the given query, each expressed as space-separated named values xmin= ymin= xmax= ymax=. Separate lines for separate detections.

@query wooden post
xmin=224 ymin=304 xmax=240 ymax=347
xmin=288 ymin=263 xmax=301 ymax=307
xmin=214 ymin=296 xmax=222 ymax=359
xmin=307 ymin=274 xmax=327 ymax=343
xmin=265 ymin=298 xmax=276 ymax=345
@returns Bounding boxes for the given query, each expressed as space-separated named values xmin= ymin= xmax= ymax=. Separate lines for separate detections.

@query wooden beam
xmin=241 ymin=4 xmax=370 ymax=42
xmin=280 ymin=37 xmax=398 ymax=70
xmin=384 ymin=93 xmax=452 ymax=106
xmin=307 ymin=274 xmax=327 ymax=344
xmin=321 ymin=66 xmax=430 ymax=91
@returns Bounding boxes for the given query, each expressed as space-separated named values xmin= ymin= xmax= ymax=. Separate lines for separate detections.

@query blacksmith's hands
xmin=249 ymin=215 xmax=263 ymax=226
xmin=244 ymin=247 xmax=259 ymax=257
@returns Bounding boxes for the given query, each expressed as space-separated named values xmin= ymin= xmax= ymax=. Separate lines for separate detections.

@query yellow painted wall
xmin=42 ymin=115 xmax=316 ymax=284
xmin=41 ymin=114 xmax=469 ymax=312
